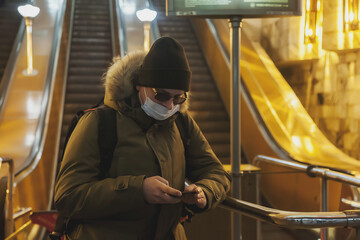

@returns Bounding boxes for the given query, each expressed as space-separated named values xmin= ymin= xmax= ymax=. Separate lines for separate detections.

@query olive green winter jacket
xmin=54 ymin=51 xmax=231 ymax=240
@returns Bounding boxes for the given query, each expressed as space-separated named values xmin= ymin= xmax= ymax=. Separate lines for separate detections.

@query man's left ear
xmin=135 ymin=85 xmax=141 ymax=91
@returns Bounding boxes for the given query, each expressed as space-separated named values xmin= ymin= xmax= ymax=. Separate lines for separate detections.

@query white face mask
xmin=140 ymin=88 xmax=180 ymax=120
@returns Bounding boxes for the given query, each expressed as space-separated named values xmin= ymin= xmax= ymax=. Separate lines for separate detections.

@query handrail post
xmin=0 ymin=157 xmax=14 ymax=238
xmin=229 ymin=16 xmax=242 ymax=240
xmin=321 ymin=177 xmax=328 ymax=240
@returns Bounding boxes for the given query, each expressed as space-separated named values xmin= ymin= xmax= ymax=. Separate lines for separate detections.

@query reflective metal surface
xmin=254 ymin=155 xmax=360 ymax=187
xmin=0 ymin=0 xmax=66 ymax=180
xmin=0 ymin=157 xmax=14 ymax=238
xmin=221 ymin=196 xmax=360 ymax=229
xmin=0 ymin=22 xmax=25 ymax=114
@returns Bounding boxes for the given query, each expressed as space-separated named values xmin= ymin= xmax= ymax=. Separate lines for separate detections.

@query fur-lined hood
xmin=103 ymin=51 xmax=188 ymax=112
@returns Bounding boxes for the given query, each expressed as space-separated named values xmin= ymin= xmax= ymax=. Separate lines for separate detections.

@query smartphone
xmin=168 ymin=191 xmax=196 ymax=198
xmin=181 ymin=191 xmax=197 ymax=196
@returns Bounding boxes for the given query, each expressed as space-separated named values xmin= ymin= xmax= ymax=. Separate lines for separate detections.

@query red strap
xmin=30 ymin=211 xmax=59 ymax=232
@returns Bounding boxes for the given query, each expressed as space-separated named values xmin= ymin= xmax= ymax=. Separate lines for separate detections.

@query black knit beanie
xmin=137 ymin=36 xmax=191 ymax=91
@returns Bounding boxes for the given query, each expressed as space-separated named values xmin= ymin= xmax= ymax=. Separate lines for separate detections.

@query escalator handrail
xmin=148 ymin=0 xmax=161 ymax=41
xmin=221 ymin=196 xmax=360 ymax=228
xmin=109 ymin=0 xmax=117 ymax=58
xmin=15 ymin=0 xmax=67 ymax=183
xmin=0 ymin=21 xmax=25 ymax=116
xmin=254 ymin=155 xmax=360 ymax=187
xmin=115 ymin=0 xmax=128 ymax=57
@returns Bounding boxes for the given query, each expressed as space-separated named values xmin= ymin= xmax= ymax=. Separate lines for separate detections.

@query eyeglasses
xmin=151 ymin=88 xmax=187 ymax=105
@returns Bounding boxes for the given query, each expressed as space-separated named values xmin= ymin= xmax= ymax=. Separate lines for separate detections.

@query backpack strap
xmin=97 ymin=105 xmax=118 ymax=179
xmin=175 ymin=112 xmax=191 ymax=160
xmin=51 ymin=105 xmax=118 ymax=239
xmin=175 ymin=112 xmax=197 ymax=223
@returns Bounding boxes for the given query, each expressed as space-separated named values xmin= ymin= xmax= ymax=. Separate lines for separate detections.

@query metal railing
xmin=254 ymin=155 xmax=360 ymax=239
xmin=254 ymin=155 xmax=360 ymax=187
xmin=0 ymin=157 xmax=14 ymax=238
xmin=221 ymin=196 xmax=360 ymax=229
xmin=0 ymin=21 xmax=25 ymax=116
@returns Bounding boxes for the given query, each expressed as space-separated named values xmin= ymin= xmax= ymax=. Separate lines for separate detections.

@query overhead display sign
xmin=166 ymin=0 xmax=302 ymax=18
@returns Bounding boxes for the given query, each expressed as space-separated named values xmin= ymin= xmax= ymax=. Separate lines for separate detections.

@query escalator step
xmin=64 ymin=103 xmax=98 ymax=114
xmin=75 ymin=4 xmax=108 ymax=10
xmin=158 ymin=20 xmax=189 ymax=27
xmin=75 ymin=9 xmax=108 ymax=15
xmin=72 ymin=31 xmax=110 ymax=38
xmin=73 ymin=25 xmax=111 ymax=32
xmin=0 ymin=18 xmax=21 ymax=24
xmin=163 ymin=37 xmax=198 ymax=46
xmin=203 ymin=132 xmax=230 ymax=144
xmin=190 ymin=66 xmax=209 ymax=75
xmin=62 ymin=113 xmax=74 ymax=126
xmin=196 ymin=120 xmax=230 ymax=132
xmin=183 ymin=45 xmax=202 ymax=53
xmin=189 ymin=91 xmax=221 ymax=101
xmin=69 ymin=59 xmax=110 ymax=67
xmin=74 ymin=19 xmax=109 ymax=26
xmin=188 ymin=58 xmax=207 ymax=68
xmin=190 ymin=82 xmax=217 ymax=91
xmin=191 ymin=73 xmax=213 ymax=83
xmin=161 ymin=32 xmax=195 ymax=41
xmin=189 ymin=110 xmax=228 ymax=121
xmin=74 ymin=14 xmax=109 ymax=21
xmin=0 ymin=38 xmax=15 ymax=44
xmin=159 ymin=26 xmax=192 ymax=34
xmin=69 ymin=44 xmax=111 ymax=52
xmin=66 ymin=84 xmax=104 ymax=93
xmin=184 ymin=51 xmax=203 ymax=60
xmin=70 ymin=52 xmax=112 ymax=59
xmin=65 ymin=93 xmax=104 ymax=103
xmin=189 ymin=100 xmax=224 ymax=111
xmin=72 ymin=38 xmax=111 ymax=44
xmin=67 ymin=75 xmax=104 ymax=84
xmin=68 ymin=67 xmax=107 ymax=75
xmin=0 ymin=24 xmax=21 ymax=32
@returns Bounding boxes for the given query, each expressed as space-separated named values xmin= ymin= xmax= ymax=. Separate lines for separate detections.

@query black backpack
xmin=59 ymin=103 xmax=118 ymax=179
xmin=50 ymin=103 xmax=190 ymax=240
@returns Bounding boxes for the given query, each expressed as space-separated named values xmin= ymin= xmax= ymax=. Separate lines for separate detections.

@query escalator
xmin=0 ymin=0 xmax=24 ymax=81
xmin=151 ymin=1 xmax=231 ymax=165
xmin=59 ymin=0 xmax=113 ymax=158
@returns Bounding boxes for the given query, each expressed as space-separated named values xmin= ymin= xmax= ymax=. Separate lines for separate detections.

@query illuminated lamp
xmin=136 ymin=8 xmax=157 ymax=51
xmin=17 ymin=4 xmax=40 ymax=76
xmin=304 ymin=0 xmax=320 ymax=44
xmin=343 ymin=0 xmax=360 ymax=32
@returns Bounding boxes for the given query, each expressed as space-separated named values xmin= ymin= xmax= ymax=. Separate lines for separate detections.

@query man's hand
xmin=143 ymin=176 xmax=182 ymax=204
xmin=181 ymin=184 xmax=207 ymax=209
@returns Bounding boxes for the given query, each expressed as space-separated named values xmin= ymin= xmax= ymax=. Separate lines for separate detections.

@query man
xmin=54 ymin=36 xmax=231 ymax=240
